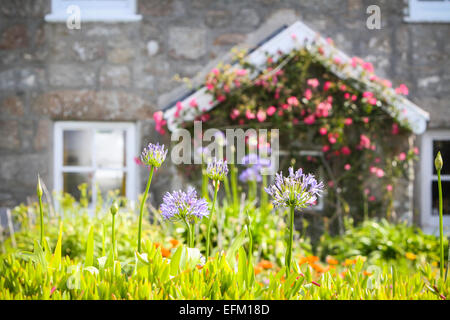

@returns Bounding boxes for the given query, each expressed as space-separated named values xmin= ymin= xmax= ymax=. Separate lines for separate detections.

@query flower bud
xmin=110 ymin=201 xmax=119 ymax=216
xmin=435 ymin=151 xmax=443 ymax=172
xmin=37 ymin=175 xmax=43 ymax=198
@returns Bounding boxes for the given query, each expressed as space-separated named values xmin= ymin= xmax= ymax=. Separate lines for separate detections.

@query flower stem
xmin=286 ymin=205 xmax=295 ymax=277
xmin=184 ymin=219 xmax=191 ymax=247
xmin=206 ymin=181 xmax=219 ymax=260
xmin=112 ymin=213 xmax=116 ymax=261
xmin=38 ymin=194 xmax=44 ymax=246
xmin=230 ymin=163 xmax=238 ymax=211
xmin=138 ymin=166 xmax=154 ymax=253
xmin=437 ymin=168 xmax=444 ymax=278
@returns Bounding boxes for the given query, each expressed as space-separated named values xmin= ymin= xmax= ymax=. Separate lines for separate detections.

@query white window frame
xmin=53 ymin=121 xmax=137 ymax=210
xmin=45 ymin=0 xmax=142 ymax=22
xmin=405 ymin=0 xmax=450 ymax=23
xmin=420 ymin=130 xmax=450 ymax=235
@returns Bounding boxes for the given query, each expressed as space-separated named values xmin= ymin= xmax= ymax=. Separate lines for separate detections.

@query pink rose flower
xmin=344 ymin=118 xmax=353 ymax=126
xmin=395 ymin=84 xmax=409 ymax=95
xmin=398 ymin=152 xmax=406 ymax=161
xmin=246 ymin=110 xmax=255 ymax=120
xmin=307 ymin=78 xmax=319 ymax=88
xmin=376 ymin=168 xmax=385 ymax=178
xmin=359 ymin=134 xmax=371 ymax=149
xmin=267 ymin=106 xmax=276 ymax=116
xmin=287 ymin=96 xmax=299 ymax=106
xmin=257 ymin=110 xmax=267 ymax=122
xmin=392 ymin=123 xmax=399 ymax=135
xmin=341 ymin=146 xmax=351 ymax=155
xmin=323 ymin=81 xmax=332 ymax=91
xmin=189 ymin=98 xmax=198 ymax=108
xmin=304 ymin=89 xmax=312 ymax=100
xmin=344 ymin=164 xmax=351 ymax=171
xmin=230 ymin=109 xmax=240 ymax=120
xmin=235 ymin=69 xmax=247 ymax=76
xmin=386 ymin=185 xmax=393 ymax=192
xmin=322 ymin=145 xmax=330 ymax=152
xmin=319 ymin=127 xmax=328 ymax=135
xmin=304 ymin=114 xmax=316 ymax=125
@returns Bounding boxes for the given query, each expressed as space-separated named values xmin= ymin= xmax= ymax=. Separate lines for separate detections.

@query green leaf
xmin=170 ymin=246 xmax=184 ymax=276
xmin=84 ymin=226 xmax=94 ymax=267
xmin=237 ymin=247 xmax=247 ymax=288
xmin=226 ymin=229 xmax=247 ymax=269
xmin=50 ymin=222 xmax=63 ymax=270
xmin=33 ymin=240 xmax=47 ymax=268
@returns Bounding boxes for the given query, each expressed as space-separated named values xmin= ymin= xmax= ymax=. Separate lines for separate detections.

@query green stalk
xmin=110 ymin=202 xmax=118 ymax=261
xmin=286 ymin=205 xmax=295 ymax=277
xmin=184 ymin=219 xmax=191 ymax=247
xmin=206 ymin=181 xmax=219 ymax=260
xmin=112 ymin=213 xmax=116 ymax=261
xmin=201 ymin=164 xmax=209 ymax=201
xmin=223 ymin=176 xmax=232 ymax=204
xmin=37 ymin=176 xmax=44 ymax=246
xmin=261 ymin=174 xmax=268 ymax=215
xmin=437 ymin=167 xmax=444 ymax=278
xmin=230 ymin=163 xmax=239 ymax=211
xmin=138 ymin=166 xmax=155 ymax=253
xmin=435 ymin=151 xmax=444 ymax=279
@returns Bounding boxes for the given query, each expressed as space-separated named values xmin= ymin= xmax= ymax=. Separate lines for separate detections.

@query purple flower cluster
xmin=160 ymin=187 xmax=209 ymax=222
xmin=206 ymin=158 xmax=229 ymax=181
xmin=140 ymin=142 xmax=168 ymax=168
xmin=264 ymin=167 xmax=324 ymax=209
xmin=239 ymin=154 xmax=271 ymax=183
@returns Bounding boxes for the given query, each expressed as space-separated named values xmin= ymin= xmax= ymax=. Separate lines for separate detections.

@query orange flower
xmin=254 ymin=266 xmax=262 ymax=275
xmin=310 ymin=263 xmax=329 ymax=273
xmin=326 ymin=256 xmax=339 ymax=265
xmin=363 ymin=270 xmax=373 ymax=276
xmin=343 ymin=258 xmax=357 ymax=266
xmin=154 ymin=242 xmax=161 ymax=249
xmin=299 ymin=255 xmax=319 ymax=265
xmin=161 ymin=247 xmax=171 ymax=258
xmin=258 ymin=260 xmax=273 ymax=269
xmin=169 ymin=239 xmax=180 ymax=248
xmin=405 ymin=252 xmax=417 ymax=260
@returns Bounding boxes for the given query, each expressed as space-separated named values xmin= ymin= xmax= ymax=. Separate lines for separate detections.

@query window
xmin=45 ymin=0 xmax=142 ymax=22
xmin=420 ymin=130 xmax=450 ymax=234
xmin=405 ymin=0 xmax=450 ymax=22
xmin=54 ymin=122 xmax=137 ymax=209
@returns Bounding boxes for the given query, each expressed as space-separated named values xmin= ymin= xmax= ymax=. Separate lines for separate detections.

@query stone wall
xmin=0 ymin=0 xmax=448 ymax=215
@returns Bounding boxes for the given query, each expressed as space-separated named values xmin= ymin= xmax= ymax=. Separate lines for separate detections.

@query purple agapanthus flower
xmin=264 ymin=167 xmax=324 ymax=209
xmin=160 ymin=187 xmax=209 ymax=222
xmin=239 ymin=166 xmax=262 ymax=182
xmin=239 ymin=153 xmax=271 ymax=183
xmin=140 ymin=142 xmax=168 ymax=168
xmin=206 ymin=157 xmax=229 ymax=181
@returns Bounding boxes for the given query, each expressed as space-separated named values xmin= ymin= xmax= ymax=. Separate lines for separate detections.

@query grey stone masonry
xmin=0 ymin=0 xmax=448 ymax=218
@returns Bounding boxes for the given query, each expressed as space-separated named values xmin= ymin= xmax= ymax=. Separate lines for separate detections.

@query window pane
xmin=63 ymin=172 xmax=93 ymax=202
xmin=95 ymin=130 xmax=126 ymax=168
xmin=96 ymin=170 xmax=126 ymax=198
xmin=63 ymin=130 xmax=92 ymax=166
xmin=433 ymin=140 xmax=450 ymax=175
xmin=432 ymin=180 xmax=450 ymax=216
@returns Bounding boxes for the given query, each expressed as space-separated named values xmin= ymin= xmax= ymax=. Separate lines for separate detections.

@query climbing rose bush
xmin=155 ymin=37 xmax=419 ymax=224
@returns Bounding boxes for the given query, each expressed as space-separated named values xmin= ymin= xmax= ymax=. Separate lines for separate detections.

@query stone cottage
xmin=0 ymin=0 xmax=449 ymax=234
